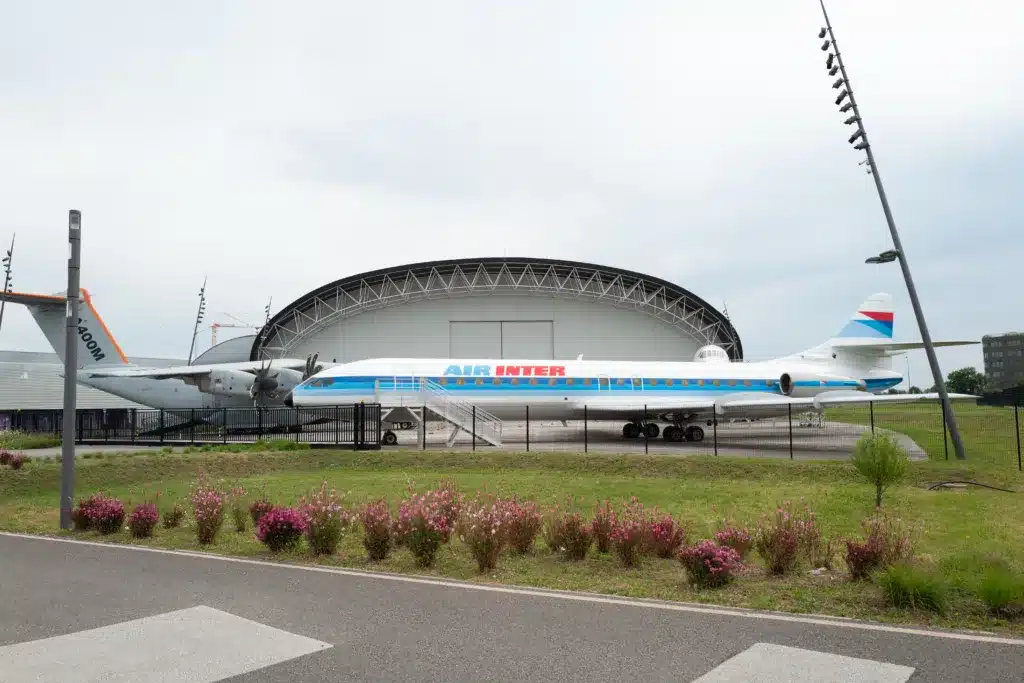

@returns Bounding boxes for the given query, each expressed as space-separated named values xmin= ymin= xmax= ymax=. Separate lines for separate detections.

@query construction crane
xmin=209 ymin=312 xmax=261 ymax=346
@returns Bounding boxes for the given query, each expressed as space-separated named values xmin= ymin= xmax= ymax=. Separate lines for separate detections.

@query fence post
xmin=644 ymin=404 xmax=649 ymax=454
xmin=103 ymin=409 xmax=108 ymax=442
xmin=788 ymin=403 xmax=793 ymax=460
xmin=422 ymin=404 xmax=427 ymax=451
xmin=353 ymin=403 xmax=361 ymax=449
xmin=190 ymin=408 xmax=196 ymax=444
xmin=159 ymin=410 xmax=165 ymax=444
xmin=472 ymin=405 xmax=476 ymax=451
xmin=1016 ymin=404 xmax=1021 ymax=472
xmin=584 ymin=405 xmax=588 ymax=453
xmin=942 ymin=400 xmax=949 ymax=461
xmin=131 ymin=409 xmax=137 ymax=444
xmin=334 ymin=405 xmax=340 ymax=446
xmin=526 ymin=405 xmax=530 ymax=452
xmin=713 ymin=417 xmax=718 ymax=457
xmin=870 ymin=401 xmax=875 ymax=434
xmin=294 ymin=407 xmax=300 ymax=442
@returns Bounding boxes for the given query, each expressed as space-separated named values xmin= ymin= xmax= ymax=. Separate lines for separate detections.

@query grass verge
xmin=2 ymin=448 xmax=1022 ymax=635
xmin=0 ymin=430 xmax=61 ymax=450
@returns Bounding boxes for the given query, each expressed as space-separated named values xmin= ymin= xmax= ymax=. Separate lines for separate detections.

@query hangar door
xmin=449 ymin=321 xmax=553 ymax=359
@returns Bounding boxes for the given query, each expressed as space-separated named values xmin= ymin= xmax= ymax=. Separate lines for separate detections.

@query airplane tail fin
xmin=834 ymin=292 xmax=894 ymax=341
xmin=0 ymin=289 xmax=129 ymax=368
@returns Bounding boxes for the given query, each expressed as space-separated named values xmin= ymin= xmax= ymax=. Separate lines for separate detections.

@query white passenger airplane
xmin=1 ymin=289 xmax=327 ymax=428
xmin=288 ymin=293 xmax=978 ymax=442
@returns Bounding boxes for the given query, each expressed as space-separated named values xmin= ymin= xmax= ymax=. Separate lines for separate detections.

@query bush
xmin=591 ymin=500 xmax=616 ymax=554
xmin=398 ymin=491 xmax=455 ymax=567
xmin=713 ymin=523 xmax=753 ymax=559
xmin=8 ymin=452 xmax=26 ymax=469
xmin=753 ymin=501 xmax=805 ymax=575
xmin=89 ymin=496 xmax=126 ymax=534
xmin=190 ymin=477 xmax=225 ymax=545
xmin=610 ymin=498 xmax=650 ymax=567
xmin=845 ymin=539 xmax=885 ymax=580
xmin=298 ymin=481 xmax=351 ymax=556
xmin=679 ymin=540 xmax=743 ymax=588
xmin=499 ymin=496 xmax=542 ymax=554
xmin=257 ymin=506 xmax=307 ymax=552
xmin=249 ymin=498 xmax=275 ymax=526
xmin=162 ymin=503 xmax=185 ymax=529
xmin=550 ymin=510 xmax=592 ymax=561
xmin=851 ymin=433 xmax=909 ymax=507
xmin=0 ymin=448 xmax=10 ymax=466
xmin=360 ymin=499 xmax=393 ymax=561
xmin=877 ymin=564 xmax=948 ymax=613
xmin=128 ymin=503 xmax=159 ymax=538
xmin=649 ymin=513 xmax=687 ymax=559
xmin=228 ymin=486 xmax=248 ymax=532
xmin=459 ymin=494 xmax=507 ymax=572
xmin=846 ymin=510 xmax=918 ymax=579
xmin=979 ymin=568 xmax=1024 ymax=617
xmin=542 ymin=504 xmax=566 ymax=552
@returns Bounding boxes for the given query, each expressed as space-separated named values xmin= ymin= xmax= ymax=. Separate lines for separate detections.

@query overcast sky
xmin=1 ymin=0 xmax=1021 ymax=387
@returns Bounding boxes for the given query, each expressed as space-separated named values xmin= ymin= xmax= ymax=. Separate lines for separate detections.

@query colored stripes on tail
xmin=835 ymin=292 xmax=893 ymax=340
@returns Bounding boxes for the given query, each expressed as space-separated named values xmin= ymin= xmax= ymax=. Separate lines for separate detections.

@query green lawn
xmin=2 ymin=448 xmax=1022 ymax=635
xmin=0 ymin=430 xmax=61 ymax=450
xmin=826 ymin=402 xmax=1022 ymax=469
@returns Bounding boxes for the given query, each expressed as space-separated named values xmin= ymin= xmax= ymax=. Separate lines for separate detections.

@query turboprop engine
xmin=777 ymin=371 xmax=865 ymax=398
xmin=185 ymin=367 xmax=305 ymax=402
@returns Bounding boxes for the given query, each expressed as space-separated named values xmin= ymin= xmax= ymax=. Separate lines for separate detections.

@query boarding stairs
xmin=374 ymin=377 xmax=503 ymax=447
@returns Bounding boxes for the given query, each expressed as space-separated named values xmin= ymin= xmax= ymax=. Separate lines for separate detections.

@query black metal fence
xmin=1 ymin=404 xmax=382 ymax=450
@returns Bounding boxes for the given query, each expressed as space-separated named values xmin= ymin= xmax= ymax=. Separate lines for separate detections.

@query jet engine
xmin=777 ymin=371 xmax=865 ymax=397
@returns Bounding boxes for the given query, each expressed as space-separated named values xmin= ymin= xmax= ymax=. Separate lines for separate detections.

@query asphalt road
xmin=1 ymin=533 xmax=1021 ymax=682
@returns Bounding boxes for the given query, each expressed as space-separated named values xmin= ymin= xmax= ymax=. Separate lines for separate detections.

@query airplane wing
xmin=83 ymin=358 xmax=310 ymax=380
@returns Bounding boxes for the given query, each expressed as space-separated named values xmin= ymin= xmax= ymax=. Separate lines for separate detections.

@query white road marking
xmin=3 ymin=531 xmax=1024 ymax=647
xmin=0 ymin=605 xmax=331 ymax=683
xmin=692 ymin=643 xmax=916 ymax=682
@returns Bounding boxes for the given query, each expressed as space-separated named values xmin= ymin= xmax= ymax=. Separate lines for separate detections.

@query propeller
xmin=303 ymin=352 xmax=323 ymax=380
xmin=249 ymin=357 xmax=280 ymax=405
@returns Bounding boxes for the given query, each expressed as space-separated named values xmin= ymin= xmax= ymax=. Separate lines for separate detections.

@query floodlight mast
xmin=819 ymin=0 xmax=966 ymax=460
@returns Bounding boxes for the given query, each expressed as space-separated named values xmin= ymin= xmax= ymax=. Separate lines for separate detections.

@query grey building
xmin=982 ymin=332 xmax=1024 ymax=391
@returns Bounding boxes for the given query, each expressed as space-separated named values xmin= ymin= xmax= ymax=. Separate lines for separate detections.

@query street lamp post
xmin=818 ymin=1 xmax=967 ymax=460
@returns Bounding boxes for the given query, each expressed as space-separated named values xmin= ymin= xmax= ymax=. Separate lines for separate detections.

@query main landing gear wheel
xmin=663 ymin=425 xmax=684 ymax=442
xmin=622 ymin=423 xmax=641 ymax=438
xmin=643 ymin=423 xmax=660 ymax=438
xmin=685 ymin=426 xmax=705 ymax=442
xmin=382 ymin=430 xmax=398 ymax=446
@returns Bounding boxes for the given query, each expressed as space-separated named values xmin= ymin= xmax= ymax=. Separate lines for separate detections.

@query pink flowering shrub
xmin=128 ymin=503 xmax=159 ymax=538
xmin=162 ymin=503 xmax=185 ymax=529
xmin=610 ymin=498 xmax=651 ymax=567
xmin=8 ymin=452 xmax=25 ymax=470
xmin=649 ymin=513 xmax=687 ymax=559
xmin=257 ymin=506 xmax=307 ymax=552
xmin=754 ymin=503 xmax=800 ymax=575
xmin=551 ymin=510 xmax=592 ymax=561
xmin=591 ymin=499 xmax=616 ymax=554
xmin=679 ymin=541 xmax=743 ymax=588
xmin=89 ymin=496 xmax=126 ymax=534
xmin=542 ymin=504 xmax=566 ymax=552
xmin=713 ymin=523 xmax=753 ymax=559
xmin=190 ymin=477 xmax=225 ymax=545
xmin=72 ymin=493 xmax=107 ymax=530
xmin=0 ymin=448 xmax=11 ymax=466
xmin=459 ymin=494 xmax=507 ymax=572
xmin=398 ymin=491 xmax=455 ymax=567
xmin=845 ymin=510 xmax=917 ymax=579
xmin=360 ymin=499 xmax=393 ymax=561
xmin=249 ymin=498 xmax=275 ymax=526
xmin=499 ymin=496 xmax=542 ymax=554
xmin=299 ymin=481 xmax=351 ymax=555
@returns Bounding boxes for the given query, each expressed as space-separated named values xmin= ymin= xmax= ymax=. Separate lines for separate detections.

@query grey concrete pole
xmin=60 ymin=210 xmax=82 ymax=528
xmin=820 ymin=0 xmax=966 ymax=459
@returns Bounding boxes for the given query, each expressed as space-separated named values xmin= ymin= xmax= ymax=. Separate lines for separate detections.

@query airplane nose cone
xmin=283 ymin=392 xmax=294 ymax=407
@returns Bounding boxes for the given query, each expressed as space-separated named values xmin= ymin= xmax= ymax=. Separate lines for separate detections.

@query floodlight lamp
xmin=826 ymin=53 xmax=835 ymax=69
xmin=835 ymin=89 xmax=849 ymax=105
xmin=829 ymin=66 xmax=839 ymax=76
xmin=848 ymin=129 xmax=864 ymax=144
xmin=819 ymin=27 xmax=827 ymax=39
xmin=844 ymin=116 xmax=860 ymax=125
xmin=821 ymin=40 xmax=830 ymax=51
xmin=853 ymin=141 xmax=868 ymax=150
xmin=832 ymin=77 xmax=844 ymax=89
xmin=839 ymin=101 xmax=853 ymax=113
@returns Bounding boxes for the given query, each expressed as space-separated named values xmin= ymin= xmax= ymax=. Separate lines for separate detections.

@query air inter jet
xmin=1 ymin=289 xmax=327 ymax=424
xmin=288 ymin=293 xmax=979 ymax=442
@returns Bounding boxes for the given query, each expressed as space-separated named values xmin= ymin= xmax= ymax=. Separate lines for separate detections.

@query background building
xmin=253 ymin=257 xmax=742 ymax=366
xmin=982 ymin=331 xmax=1024 ymax=392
